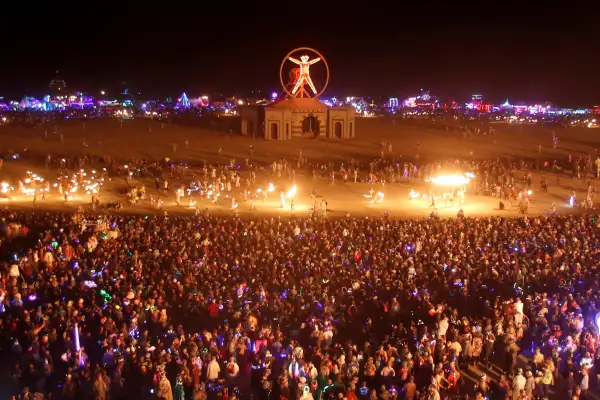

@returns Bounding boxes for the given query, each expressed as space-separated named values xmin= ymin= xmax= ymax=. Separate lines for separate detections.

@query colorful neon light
xmin=289 ymin=55 xmax=321 ymax=96
xmin=178 ymin=92 xmax=191 ymax=109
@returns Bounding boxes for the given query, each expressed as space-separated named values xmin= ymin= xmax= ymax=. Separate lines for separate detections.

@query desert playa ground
xmin=0 ymin=116 xmax=598 ymax=218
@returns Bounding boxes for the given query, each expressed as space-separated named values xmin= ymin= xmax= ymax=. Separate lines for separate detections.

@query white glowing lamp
xmin=430 ymin=175 xmax=470 ymax=186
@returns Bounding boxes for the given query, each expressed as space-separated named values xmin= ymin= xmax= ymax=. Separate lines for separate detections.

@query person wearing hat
xmin=158 ymin=370 xmax=173 ymax=400
xmin=482 ymin=328 xmax=495 ymax=371
xmin=207 ymin=356 xmax=220 ymax=382
xmin=446 ymin=363 xmax=460 ymax=391
xmin=226 ymin=356 xmax=240 ymax=381
xmin=524 ymin=370 xmax=534 ymax=399
xmin=505 ymin=339 xmax=519 ymax=376
xmin=533 ymin=347 xmax=544 ymax=372
xmin=403 ymin=376 xmax=417 ymax=400
xmin=512 ymin=369 xmax=525 ymax=400
xmin=426 ymin=384 xmax=440 ymax=400
xmin=514 ymin=297 xmax=524 ymax=327
xmin=93 ymin=371 xmax=109 ymax=400
xmin=62 ymin=374 xmax=76 ymax=399
xmin=534 ymin=371 xmax=545 ymax=399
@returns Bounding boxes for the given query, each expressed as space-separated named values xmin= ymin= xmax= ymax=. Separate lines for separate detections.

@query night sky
xmin=1 ymin=9 xmax=599 ymax=106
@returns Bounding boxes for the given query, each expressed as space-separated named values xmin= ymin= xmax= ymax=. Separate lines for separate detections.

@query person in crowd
xmin=0 ymin=207 xmax=598 ymax=399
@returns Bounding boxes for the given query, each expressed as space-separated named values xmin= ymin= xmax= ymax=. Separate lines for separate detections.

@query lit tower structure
xmin=177 ymin=92 xmax=191 ymax=109
xmin=403 ymin=89 xmax=437 ymax=111
xmin=240 ymin=47 xmax=356 ymax=140
xmin=49 ymin=70 xmax=67 ymax=95
xmin=466 ymin=94 xmax=492 ymax=113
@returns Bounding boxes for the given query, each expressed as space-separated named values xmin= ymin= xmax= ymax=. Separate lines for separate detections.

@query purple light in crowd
xmin=74 ymin=323 xmax=80 ymax=352
xmin=271 ymin=92 xmax=278 ymax=100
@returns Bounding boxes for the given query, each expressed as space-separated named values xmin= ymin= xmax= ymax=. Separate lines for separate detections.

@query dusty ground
xmin=1 ymin=118 xmax=594 ymax=399
xmin=0 ymin=117 xmax=598 ymax=217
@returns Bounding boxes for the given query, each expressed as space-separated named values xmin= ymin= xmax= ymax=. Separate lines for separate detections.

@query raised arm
xmin=288 ymin=57 xmax=301 ymax=65
xmin=307 ymin=57 xmax=321 ymax=65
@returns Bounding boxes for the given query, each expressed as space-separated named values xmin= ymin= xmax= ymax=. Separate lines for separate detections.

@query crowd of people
xmin=1 ymin=138 xmax=600 ymax=400
xmin=1 ymin=207 xmax=600 ymax=400
xmin=4 ymin=137 xmax=594 ymax=221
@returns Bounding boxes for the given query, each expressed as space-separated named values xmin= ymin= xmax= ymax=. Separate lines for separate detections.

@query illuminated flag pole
xmin=74 ymin=322 xmax=84 ymax=366
xmin=74 ymin=322 xmax=80 ymax=352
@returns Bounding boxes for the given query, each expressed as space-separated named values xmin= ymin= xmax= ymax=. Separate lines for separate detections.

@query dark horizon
xmin=1 ymin=9 xmax=599 ymax=107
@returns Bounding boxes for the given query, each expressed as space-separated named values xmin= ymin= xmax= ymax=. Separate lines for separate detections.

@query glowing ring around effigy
xmin=279 ymin=47 xmax=329 ymax=99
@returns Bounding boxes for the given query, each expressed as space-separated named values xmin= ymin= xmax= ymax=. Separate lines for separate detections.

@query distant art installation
xmin=241 ymin=46 xmax=354 ymax=140
xmin=280 ymin=47 xmax=329 ymax=99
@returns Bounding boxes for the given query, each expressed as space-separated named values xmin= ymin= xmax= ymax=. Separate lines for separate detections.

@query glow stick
xmin=74 ymin=323 xmax=80 ymax=351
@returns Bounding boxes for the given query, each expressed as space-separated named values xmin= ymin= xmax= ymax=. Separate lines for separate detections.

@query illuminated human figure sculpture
xmin=289 ymin=55 xmax=321 ymax=96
